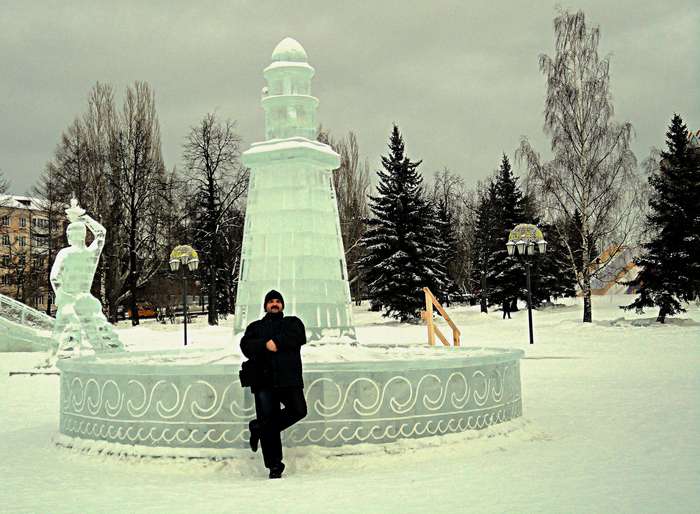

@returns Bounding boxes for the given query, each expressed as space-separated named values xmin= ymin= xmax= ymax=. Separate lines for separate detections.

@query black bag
xmin=239 ymin=360 xmax=257 ymax=388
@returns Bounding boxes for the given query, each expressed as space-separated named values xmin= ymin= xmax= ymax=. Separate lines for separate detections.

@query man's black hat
xmin=263 ymin=289 xmax=285 ymax=310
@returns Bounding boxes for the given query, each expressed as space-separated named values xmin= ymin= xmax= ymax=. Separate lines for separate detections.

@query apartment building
xmin=0 ymin=195 xmax=65 ymax=312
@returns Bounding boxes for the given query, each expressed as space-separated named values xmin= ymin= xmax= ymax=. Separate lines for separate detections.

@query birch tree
xmin=517 ymin=9 xmax=638 ymax=322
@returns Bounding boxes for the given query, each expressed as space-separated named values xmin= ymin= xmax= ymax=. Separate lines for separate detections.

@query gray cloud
xmin=1 ymin=0 xmax=698 ymax=194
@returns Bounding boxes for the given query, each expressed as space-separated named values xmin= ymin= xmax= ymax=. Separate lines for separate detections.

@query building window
xmin=1 ymin=216 xmax=8 ymax=226
xmin=1 ymin=274 xmax=9 ymax=285
xmin=33 ymin=295 xmax=44 ymax=306
xmin=1 ymin=255 xmax=9 ymax=267
xmin=2 ymin=235 xmax=9 ymax=246
xmin=20 ymin=217 xmax=26 ymax=228
xmin=32 ymin=233 xmax=47 ymax=246
xmin=19 ymin=236 xmax=26 ymax=247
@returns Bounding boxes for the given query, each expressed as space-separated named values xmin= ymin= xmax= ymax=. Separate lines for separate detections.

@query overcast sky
xmin=1 ymin=0 xmax=698 ymax=195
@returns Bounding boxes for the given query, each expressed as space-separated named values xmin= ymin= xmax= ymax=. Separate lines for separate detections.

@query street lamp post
xmin=506 ymin=224 xmax=547 ymax=345
xmin=169 ymin=245 xmax=199 ymax=347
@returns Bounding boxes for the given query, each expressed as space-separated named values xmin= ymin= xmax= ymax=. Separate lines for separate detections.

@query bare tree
xmin=31 ymin=164 xmax=67 ymax=315
xmin=0 ymin=170 xmax=11 ymax=247
xmin=429 ymin=168 xmax=468 ymax=302
xmin=319 ymin=130 xmax=370 ymax=303
xmin=4 ymin=242 xmax=30 ymax=303
xmin=81 ymin=83 xmax=117 ymax=303
xmin=0 ymin=170 xmax=8 ymax=196
xmin=41 ymin=83 xmax=118 ymax=310
xmin=47 ymin=117 xmax=94 ymax=225
xmin=109 ymin=81 xmax=167 ymax=326
xmin=183 ymin=112 xmax=248 ymax=325
xmin=36 ymin=82 xmax=168 ymax=324
xmin=516 ymin=9 xmax=638 ymax=322
xmin=159 ymin=166 xmax=187 ymax=252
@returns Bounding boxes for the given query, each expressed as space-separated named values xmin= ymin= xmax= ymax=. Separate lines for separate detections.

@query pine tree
xmin=530 ymin=221 xmax=577 ymax=304
xmin=485 ymin=155 xmax=527 ymax=313
xmin=624 ymin=114 xmax=700 ymax=322
xmin=472 ymin=156 xmax=574 ymax=313
xmin=418 ymin=200 xmax=451 ymax=304
xmin=520 ymin=194 xmax=577 ymax=307
xmin=359 ymin=125 xmax=448 ymax=321
xmin=470 ymin=181 xmax=499 ymax=313
xmin=434 ymin=196 xmax=458 ymax=305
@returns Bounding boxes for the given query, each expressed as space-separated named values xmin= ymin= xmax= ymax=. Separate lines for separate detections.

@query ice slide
xmin=0 ymin=293 xmax=54 ymax=352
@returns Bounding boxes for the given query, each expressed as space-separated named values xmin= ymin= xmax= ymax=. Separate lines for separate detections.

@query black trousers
xmin=253 ymin=387 xmax=307 ymax=469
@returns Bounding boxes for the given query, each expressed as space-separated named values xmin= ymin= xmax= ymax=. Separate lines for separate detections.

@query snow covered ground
xmin=1 ymin=296 xmax=698 ymax=514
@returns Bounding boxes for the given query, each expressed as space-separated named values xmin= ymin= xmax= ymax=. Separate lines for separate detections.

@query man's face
xmin=266 ymin=298 xmax=283 ymax=313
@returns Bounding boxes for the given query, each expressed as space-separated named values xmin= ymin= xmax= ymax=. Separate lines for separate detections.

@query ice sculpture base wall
xmin=57 ymin=347 xmax=523 ymax=455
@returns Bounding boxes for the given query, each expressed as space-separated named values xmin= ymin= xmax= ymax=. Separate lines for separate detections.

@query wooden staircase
xmin=420 ymin=287 xmax=461 ymax=347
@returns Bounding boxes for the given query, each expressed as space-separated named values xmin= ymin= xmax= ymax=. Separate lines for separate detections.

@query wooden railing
xmin=420 ymin=287 xmax=461 ymax=347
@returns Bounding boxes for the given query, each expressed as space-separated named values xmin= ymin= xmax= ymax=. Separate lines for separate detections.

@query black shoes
xmin=269 ymin=462 xmax=285 ymax=479
xmin=249 ymin=420 xmax=259 ymax=453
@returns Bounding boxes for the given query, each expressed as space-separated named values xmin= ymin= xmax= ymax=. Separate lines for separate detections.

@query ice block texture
xmin=49 ymin=202 xmax=123 ymax=360
xmin=234 ymin=38 xmax=356 ymax=342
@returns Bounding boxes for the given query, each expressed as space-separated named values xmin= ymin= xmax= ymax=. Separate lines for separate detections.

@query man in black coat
xmin=240 ymin=289 xmax=307 ymax=479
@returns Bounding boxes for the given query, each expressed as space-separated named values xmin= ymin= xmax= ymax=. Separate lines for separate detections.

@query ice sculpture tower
xmin=234 ymin=37 xmax=357 ymax=342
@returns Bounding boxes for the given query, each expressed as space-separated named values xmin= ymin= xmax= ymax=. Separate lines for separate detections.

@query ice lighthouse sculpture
xmin=234 ymin=37 xmax=357 ymax=343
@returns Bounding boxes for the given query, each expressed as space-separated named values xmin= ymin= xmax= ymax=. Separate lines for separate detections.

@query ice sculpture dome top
xmin=271 ymin=37 xmax=308 ymax=62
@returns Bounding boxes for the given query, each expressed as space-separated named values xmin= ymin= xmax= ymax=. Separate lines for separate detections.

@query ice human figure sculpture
xmin=48 ymin=199 xmax=123 ymax=360
xmin=234 ymin=37 xmax=357 ymax=343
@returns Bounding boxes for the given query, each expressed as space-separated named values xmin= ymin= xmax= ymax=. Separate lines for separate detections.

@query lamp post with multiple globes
xmin=169 ymin=245 xmax=199 ymax=347
xmin=505 ymin=224 xmax=547 ymax=345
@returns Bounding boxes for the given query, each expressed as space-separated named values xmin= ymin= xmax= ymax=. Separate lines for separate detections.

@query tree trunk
xmin=129 ymin=211 xmax=140 ymax=326
xmin=354 ymin=279 xmax=362 ymax=306
xmin=582 ymin=271 xmax=592 ymax=323
xmin=208 ymin=267 xmax=218 ymax=326
xmin=108 ymin=302 xmax=119 ymax=323
xmin=207 ymin=175 xmax=219 ymax=326
xmin=129 ymin=288 xmax=139 ymax=326
xmin=479 ymin=272 xmax=488 ymax=313
xmin=91 ymin=256 xmax=103 ymax=302
xmin=104 ymin=256 xmax=120 ymax=323
xmin=45 ymin=259 xmax=53 ymax=316
xmin=656 ymin=307 xmax=667 ymax=324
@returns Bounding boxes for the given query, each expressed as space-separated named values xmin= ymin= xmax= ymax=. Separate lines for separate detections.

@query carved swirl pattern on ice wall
xmin=58 ymin=351 xmax=523 ymax=452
